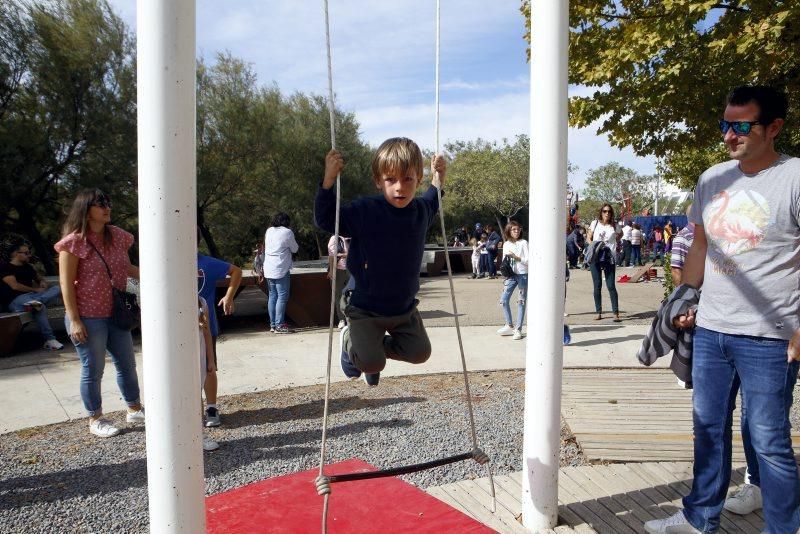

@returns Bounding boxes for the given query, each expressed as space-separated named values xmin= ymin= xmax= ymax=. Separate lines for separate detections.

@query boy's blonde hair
xmin=371 ymin=137 xmax=424 ymax=185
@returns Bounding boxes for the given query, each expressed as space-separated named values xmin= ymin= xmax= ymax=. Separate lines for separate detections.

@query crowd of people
xmin=3 ymin=84 xmax=800 ymax=533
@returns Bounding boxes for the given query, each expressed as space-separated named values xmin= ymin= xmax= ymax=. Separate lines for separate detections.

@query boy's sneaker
xmin=43 ymin=339 xmax=64 ymax=351
xmin=470 ymin=273 xmax=477 ymax=279
xmin=203 ymin=434 xmax=219 ymax=452
xmin=512 ymin=329 xmax=523 ymax=340
xmin=89 ymin=418 xmax=121 ymax=438
xmin=274 ymin=323 xmax=293 ymax=334
xmin=497 ymin=325 xmax=514 ymax=336
xmin=126 ymin=408 xmax=146 ymax=423
xmin=643 ymin=510 xmax=700 ymax=534
xmin=339 ymin=326 xmax=361 ymax=379
xmin=269 ymin=326 xmax=275 ymax=333
xmin=363 ymin=372 xmax=380 ymax=387
xmin=723 ymin=483 xmax=762 ymax=515
xmin=205 ymin=406 xmax=221 ymax=427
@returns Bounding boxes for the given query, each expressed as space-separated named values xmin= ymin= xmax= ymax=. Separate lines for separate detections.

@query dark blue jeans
xmin=683 ymin=327 xmax=800 ymax=533
xmin=588 ymin=261 xmax=618 ymax=314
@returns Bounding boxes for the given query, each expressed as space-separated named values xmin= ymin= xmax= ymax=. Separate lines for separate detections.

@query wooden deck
xmin=428 ymin=462 xmax=763 ymax=533
xmin=561 ymin=368 xmax=800 ymax=463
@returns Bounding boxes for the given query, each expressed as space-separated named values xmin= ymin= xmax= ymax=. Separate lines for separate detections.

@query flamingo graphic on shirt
xmin=704 ymin=189 xmax=769 ymax=257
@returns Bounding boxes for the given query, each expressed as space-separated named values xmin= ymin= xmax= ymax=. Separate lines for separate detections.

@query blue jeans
xmin=65 ymin=316 xmax=141 ymax=416
xmin=589 ymin=261 xmax=618 ymax=314
xmin=630 ymin=244 xmax=641 ymax=266
xmin=683 ymin=327 xmax=800 ymax=533
xmin=500 ymin=273 xmax=527 ymax=330
xmin=9 ymin=285 xmax=62 ymax=340
xmin=267 ymin=274 xmax=291 ymax=327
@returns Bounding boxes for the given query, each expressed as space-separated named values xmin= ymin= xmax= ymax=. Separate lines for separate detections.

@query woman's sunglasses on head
xmin=91 ymin=197 xmax=112 ymax=208
xmin=719 ymin=120 xmax=763 ymax=136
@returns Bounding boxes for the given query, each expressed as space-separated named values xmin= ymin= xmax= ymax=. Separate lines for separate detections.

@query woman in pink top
xmin=55 ymin=189 xmax=143 ymax=438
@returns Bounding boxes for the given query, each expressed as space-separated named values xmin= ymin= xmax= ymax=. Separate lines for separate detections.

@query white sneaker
xmin=644 ymin=510 xmax=700 ymax=534
xmin=337 ymin=320 xmax=346 ymax=329
xmin=497 ymin=325 xmax=514 ymax=336
xmin=24 ymin=300 xmax=43 ymax=311
xmin=724 ymin=483 xmax=762 ymax=515
xmin=126 ymin=408 xmax=145 ymax=423
xmin=512 ymin=329 xmax=523 ymax=340
xmin=43 ymin=339 xmax=64 ymax=351
xmin=89 ymin=418 xmax=121 ymax=438
xmin=203 ymin=434 xmax=219 ymax=451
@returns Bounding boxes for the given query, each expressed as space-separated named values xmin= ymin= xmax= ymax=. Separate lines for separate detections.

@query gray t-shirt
xmin=690 ymin=155 xmax=800 ymax=340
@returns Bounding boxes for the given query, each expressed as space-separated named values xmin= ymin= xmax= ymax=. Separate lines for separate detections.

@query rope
xmin=316 ymin=2 xmax=495 ymax=530
xmin=317 ymin=0 xmax=340 ymax=531
xmin=432 ymin=0 xmax=496 ymax=513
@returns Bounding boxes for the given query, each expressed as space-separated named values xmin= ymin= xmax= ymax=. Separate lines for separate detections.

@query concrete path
xmin=0 ymin=266 xmax=669 ymax=434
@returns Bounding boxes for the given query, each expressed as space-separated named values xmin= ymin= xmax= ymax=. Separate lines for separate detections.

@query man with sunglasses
xmin=646 ymin=86 xmax=800 ymax=533
xmin=0 ymin=238 xmax=63 ymax=350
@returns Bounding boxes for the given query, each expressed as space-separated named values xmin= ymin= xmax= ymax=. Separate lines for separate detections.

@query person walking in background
xmin=566 ymin=225 xmax=584 ymax=269
xmin=55 ymin=189 xmax=143 ymax=438
xmin=264 ymin=212 xmax=299 ymax=334
xmin=588 ymin=204 xmax=621 ymax=322
xmin=664 ymin=220 xmax=674 ymax=254
xmin=486 ymin=224 xmax=501 ymax=279
xmin=630 ymin=223 xmax=643 ymax=266
xmin=651 ymin=225 xmax=665 ymax=263
xmin=669 ymin=215 xmax=695 ymax=287
xmin=197 ymin=250 xmax=242 ymax=428
xmin=1 ymin=238 xmax=63 ymax=350
xmin=620 ymin=219 xmax=632 ymax=267
xmin=327 ymin=234 xmax=350 ymax=329
xmin=196 ymin=296 xmax=218 ymax=452
xmin=477 ymin=233 xmax=490 ymax=278
xmin=497 ymin=220 xmax=528 ymax=340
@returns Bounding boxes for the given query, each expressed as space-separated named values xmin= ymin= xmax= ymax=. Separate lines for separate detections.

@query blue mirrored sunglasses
xmin=719 ymin=120 xmax=763 ymax=136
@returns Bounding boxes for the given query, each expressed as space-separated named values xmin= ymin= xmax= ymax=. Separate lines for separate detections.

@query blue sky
xmin=109 ymin=0 xmax=657 ymax=191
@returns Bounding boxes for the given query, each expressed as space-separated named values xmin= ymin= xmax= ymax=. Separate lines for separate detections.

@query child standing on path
xmin=314 ymin=137 xmax=446 ymax=387
xmin=198 ymin=297 xmax=218 ymax=451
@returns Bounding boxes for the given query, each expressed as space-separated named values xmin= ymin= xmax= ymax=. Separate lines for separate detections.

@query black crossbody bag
xmin=88 ymin=240 xmax=140 ymax=330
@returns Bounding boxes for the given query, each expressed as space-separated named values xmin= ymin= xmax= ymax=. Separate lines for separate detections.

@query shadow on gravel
xmin=0 ymin=419 xmax=412 ymax=509
xmin=568 ymin=334 xmax=644 ymax=348
xmin=222 ymin=395 xmax=425 ymax=430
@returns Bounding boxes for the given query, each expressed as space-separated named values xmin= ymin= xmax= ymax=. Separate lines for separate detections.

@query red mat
xmin=206 ymin=458 xmax=495 ymax=533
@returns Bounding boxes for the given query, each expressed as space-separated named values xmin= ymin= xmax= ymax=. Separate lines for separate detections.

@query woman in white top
xmin=263 ymin=212 xmax=299 ymax=333
xmin=497 ymin=220 xmax=529 ymax=340
xmin=588 ymin=204 xmax=621 ymax=322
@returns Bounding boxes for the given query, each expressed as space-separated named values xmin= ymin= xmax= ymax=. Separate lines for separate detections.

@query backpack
xmin=500 ymin=256 xmax=514 ymax=278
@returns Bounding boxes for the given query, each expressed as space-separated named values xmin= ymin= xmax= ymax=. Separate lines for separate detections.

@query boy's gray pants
xmin=341 ymin=291 xmax=431 ymax=374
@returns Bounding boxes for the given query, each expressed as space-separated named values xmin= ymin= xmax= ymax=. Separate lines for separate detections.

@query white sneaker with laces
xmin=89 ymin=418 xmax=121 ymax=438
xmin=644 ymin=510 xmax=700 ymax=534
xmin=512 ymin=329 xmax=523 ymax=340
xmin=43 ymin=339 xmax=63 ymax=351
xmin=497 ymin=325 xmax=514 ymax=336
xmin=126 ymin=408 xmax=145 ymax=423
xmin=24 ymin=300 xmax=43 ymax=311
xmin=724 ymin=483 xmax=762 ymax=515
xmin=203 ymin=434 xmax=219 ymax=451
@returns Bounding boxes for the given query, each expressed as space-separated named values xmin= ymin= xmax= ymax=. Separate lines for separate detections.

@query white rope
xmin=432 ymin=0 xmax=496 ymax=513
xmin=317 ymin=1 xmax=340 ymax=532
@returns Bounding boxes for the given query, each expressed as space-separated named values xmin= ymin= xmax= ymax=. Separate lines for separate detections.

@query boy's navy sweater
xmin=314 ymin=184 xmax=440 ymax=316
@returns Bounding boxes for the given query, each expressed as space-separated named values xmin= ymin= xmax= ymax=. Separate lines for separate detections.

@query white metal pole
xmin=522 ymin=0 xmax=568 ymax=530
xmin=654 ymin=174 xmax=660 ymax=215
xmin=137 ymin=1 xmax=203 ymax=532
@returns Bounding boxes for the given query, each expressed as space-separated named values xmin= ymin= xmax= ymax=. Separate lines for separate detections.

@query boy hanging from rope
xmin=314 ymin=137 xmax=446 ymax=387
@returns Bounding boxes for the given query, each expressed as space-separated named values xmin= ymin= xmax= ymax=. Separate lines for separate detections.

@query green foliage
xmin=444 ymin=135 xmax=531 ymax=227
xmin=0 ymin=0 xmax=136 ymax=273
xmin=521 ymin=0 xmax=800 ymax=189
xmin=657 ymin=144 xmax=728 ymax=189
xmin=583 ymin=162 xmax=654 ymax=217
xmin=663 ymin=252 xmax=674 ymax=299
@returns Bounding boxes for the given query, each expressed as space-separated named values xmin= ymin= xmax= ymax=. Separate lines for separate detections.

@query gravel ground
xmin=0 ymin=370 xmax=583 ymax=533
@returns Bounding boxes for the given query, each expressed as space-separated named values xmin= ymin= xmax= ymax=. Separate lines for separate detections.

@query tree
xmin=444 ymin=135 xmax=532 ymax=232
xmin=582 ymin=162 xmax=654 ymax=218
xmin=520 ymin=0 xmax=800 ymax=188
xmin=0 ymin=0 xmax=136 ymax=273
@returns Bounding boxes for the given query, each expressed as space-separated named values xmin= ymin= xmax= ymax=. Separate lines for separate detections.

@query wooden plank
xmin=568 ymin=465 xmax=660 ymax=526
xmin=434 ymin=482 xmax=515 ymax=533
xmin=560 ymin=467 xmax=641 ymax=534
xmin=558 ymin=467 xmax=636 ymax=534
xmin=457 ymin=479 xmax=528 ymax=534
xmin=425 ymin=486 xmax=473 ymax=518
